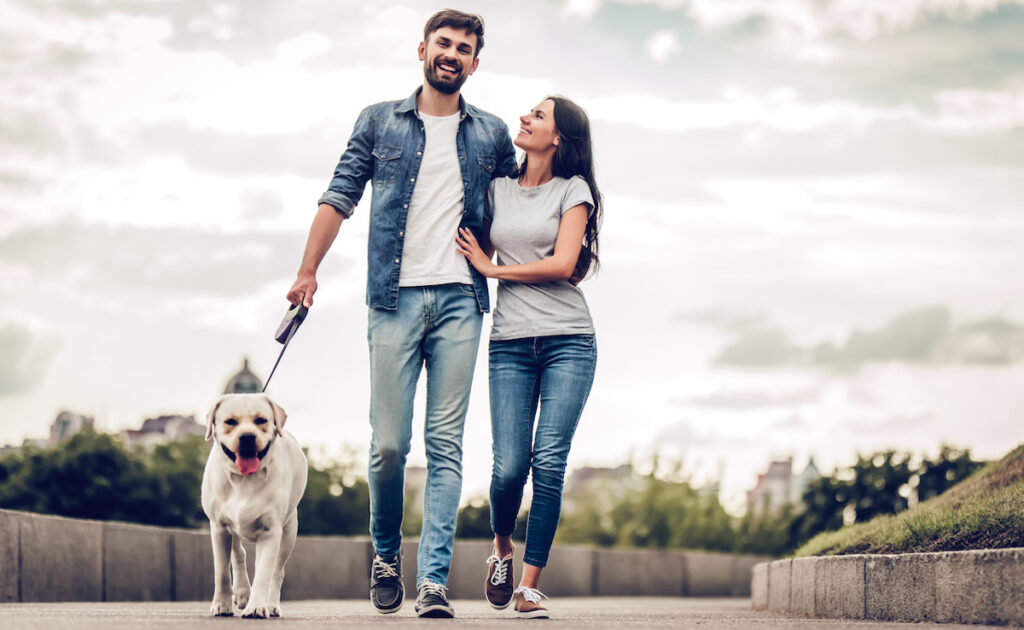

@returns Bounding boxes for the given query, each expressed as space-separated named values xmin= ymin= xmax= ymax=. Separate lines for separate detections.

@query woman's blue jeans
xmin=488 ymin=334 xmax=597 ymax=568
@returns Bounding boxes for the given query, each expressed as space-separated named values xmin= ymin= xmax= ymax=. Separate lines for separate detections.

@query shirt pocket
xmin=372 ymin=144 xmax=403 ymax=185
xmin=476 ymin=155 xmax=496 ymax=176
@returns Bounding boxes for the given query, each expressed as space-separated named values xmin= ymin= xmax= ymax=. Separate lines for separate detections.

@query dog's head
xmin=205 ymin=393 xmax=287 ymax=476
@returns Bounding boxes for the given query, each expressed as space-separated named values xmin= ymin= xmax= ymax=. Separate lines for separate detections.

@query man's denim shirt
xmin=318 ymin=87 xmax=518 ymax=312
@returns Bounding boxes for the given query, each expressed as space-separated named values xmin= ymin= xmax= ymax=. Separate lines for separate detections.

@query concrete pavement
xmin=0 ymin=599 xmax=1011 ymax=629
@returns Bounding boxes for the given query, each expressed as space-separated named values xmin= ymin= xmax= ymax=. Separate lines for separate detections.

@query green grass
xmin=795 ymin=443 xmax=1024 ymax=557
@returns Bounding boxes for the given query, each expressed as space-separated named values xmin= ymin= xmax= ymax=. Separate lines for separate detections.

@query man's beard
xmin=424 ymin=58 xmax=467 ymax=95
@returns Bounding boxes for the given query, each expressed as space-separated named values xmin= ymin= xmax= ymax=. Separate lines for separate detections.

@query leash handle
xmin=263 ymin=302 xmax=309 ymax=392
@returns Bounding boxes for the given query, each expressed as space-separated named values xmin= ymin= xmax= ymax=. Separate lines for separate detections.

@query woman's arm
xmin=456 ymin=205 xmax=588 ymax=283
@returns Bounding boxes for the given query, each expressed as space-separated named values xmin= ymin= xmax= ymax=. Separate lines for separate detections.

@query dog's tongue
xmin=236 ymin=457 xmax=261 ymax=475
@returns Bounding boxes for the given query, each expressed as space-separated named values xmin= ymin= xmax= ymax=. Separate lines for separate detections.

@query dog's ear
xmin=264 ymin=395 xmax=287 ymax=437
xmin=205 ymin=396 xmax=224 ymax=441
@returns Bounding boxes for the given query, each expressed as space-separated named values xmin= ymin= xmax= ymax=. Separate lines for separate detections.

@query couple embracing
xmin=287 ymin=9 xmax=602 ymax=619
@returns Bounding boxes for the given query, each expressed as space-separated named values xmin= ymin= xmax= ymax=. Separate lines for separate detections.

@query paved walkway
xmin=0 ymin=599 xmax=1007 ymax=629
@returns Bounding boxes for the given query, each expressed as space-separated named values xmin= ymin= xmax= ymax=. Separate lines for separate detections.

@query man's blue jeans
xmin=367 ymin=284 xmax=482 ymax=587
xmin=488 ymin=334 xmax=597 ymax=568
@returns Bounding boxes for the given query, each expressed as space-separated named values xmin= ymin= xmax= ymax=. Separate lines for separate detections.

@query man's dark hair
xmin=423 ymin=9 xmax=485 ymax=57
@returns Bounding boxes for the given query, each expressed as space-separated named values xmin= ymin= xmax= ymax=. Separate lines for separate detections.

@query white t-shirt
xmin=398 ymin=112 xmax=473 ymax=287
xmin=487 ymin=175 xmax=596 ymax=340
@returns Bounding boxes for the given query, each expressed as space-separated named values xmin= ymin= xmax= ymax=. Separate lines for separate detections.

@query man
xmin=286 ymin=9 xmax=516 ymax=619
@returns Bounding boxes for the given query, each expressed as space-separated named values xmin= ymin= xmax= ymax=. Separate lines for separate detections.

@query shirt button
xmin=399 ymin=231 xmax=404 ymax=236
xmin=404 ymin=203 xmax=408 ymax=208
xmin=410 ymin=177 xmax=415 ymax=182
xmin=417 ymin=151 xmax=422 ymax=156
xmin=395 ymin=258 xmax=400 ymax=264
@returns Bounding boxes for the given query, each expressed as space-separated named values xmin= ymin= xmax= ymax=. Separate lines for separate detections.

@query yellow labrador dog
xmin=201 ymin=393 xmax=307 ymax=618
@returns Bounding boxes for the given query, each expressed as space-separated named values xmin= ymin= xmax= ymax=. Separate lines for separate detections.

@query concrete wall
xmin=0 ymin=509 xmax=768 ymax=602
xmin=751 ymin=548 xmax=1024 ymax=626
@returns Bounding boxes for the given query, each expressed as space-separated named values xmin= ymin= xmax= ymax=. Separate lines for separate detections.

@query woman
xmin=455 ymin=95 xmax=601 ymax=619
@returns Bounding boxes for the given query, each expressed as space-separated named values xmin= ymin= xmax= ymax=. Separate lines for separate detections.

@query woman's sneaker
xmin=370 ymin=553 xmax=404 ymax=614
xmin=485 ymin=549 xmax=514 ymax=609
xmin=415 ymin=580 xmax=454 ymax=618
xmin=513 ymin=586 xmax=549 ymax=619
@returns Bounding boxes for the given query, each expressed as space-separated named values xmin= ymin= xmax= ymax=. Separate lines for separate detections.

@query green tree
xmin=297 ymin=456 xmax=370 ymax=536
xmin=848 ymin=451 xmax=914 ymax=522
xmin=916 ymin=445 xmax=984 ymax=501
xmin=455 ymin=499 xmax=491 ymax=538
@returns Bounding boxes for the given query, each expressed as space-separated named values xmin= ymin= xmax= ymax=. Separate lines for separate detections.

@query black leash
xmin=263 ymin=302 xmax=308 ymax=392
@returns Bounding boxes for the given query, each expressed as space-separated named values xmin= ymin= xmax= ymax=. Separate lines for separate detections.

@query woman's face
xmin=514 ymin=99 xmax=558 ymax=152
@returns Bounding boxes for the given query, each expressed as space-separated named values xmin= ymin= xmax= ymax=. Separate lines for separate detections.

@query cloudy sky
xmin=2 ymin=0 xmax=1024 ymax=513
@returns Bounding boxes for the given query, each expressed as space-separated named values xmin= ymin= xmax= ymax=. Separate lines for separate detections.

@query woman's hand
xmin=455 ymin=227 xmax=498 ymax=277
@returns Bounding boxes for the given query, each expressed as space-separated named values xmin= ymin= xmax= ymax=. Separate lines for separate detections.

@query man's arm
xmin=287 ymin=106 xmax=376 ymax=307
xmin=495 ymin=120 xmax=518 ymax=178
xmin=287 ymin=204 xmax=345 ymax=307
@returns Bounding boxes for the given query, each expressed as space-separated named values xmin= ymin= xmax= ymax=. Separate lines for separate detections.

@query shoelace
xmin=486 ymin=553 xmax=511 ymax=586
xmin=372 ymin=556 xmax=399 ymax=579
xmin=513 ymin=585 xmax=547 ymax=604
xmin=419 ymin=580 xmax=448 ymax=599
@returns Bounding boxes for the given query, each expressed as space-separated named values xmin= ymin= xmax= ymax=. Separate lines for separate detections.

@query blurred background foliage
xmin=0 ymin=430 xmax=982 ymax=555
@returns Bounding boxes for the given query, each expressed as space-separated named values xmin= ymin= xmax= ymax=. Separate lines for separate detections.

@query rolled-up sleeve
xmin=318 ymin=106 xmax=375 ymax=218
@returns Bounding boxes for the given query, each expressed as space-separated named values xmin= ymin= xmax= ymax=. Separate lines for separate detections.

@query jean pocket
xmin=372 ymin=144 xmax=403 ymax=184
xmin=455 ymin=283 xmax=477 ymax=297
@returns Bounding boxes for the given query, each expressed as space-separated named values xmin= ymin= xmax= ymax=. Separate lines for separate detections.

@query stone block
xmin=767 ymin=559 xmax=791 ymax=612
xmin=751 ymin=562 xmax=768 ymax=609
xmin=538 ymin=544 xmax=595 ymax=597
xmin=282 ymin=536 xmax=370 ymax=600
xmin=790 ymin=557 xmax=816 ymax=616
xmin=172 ymin=529 xmax=213 ymax=602
xmin=733 ymin=555 xmax=769 ymax=597
xmin=934 ymin=548 xmax=1024 ymax=625
xmin=19 ymin=511 xmax=102 ymax=602
xmin=684 ymin=551 xmax=735 ymax=597
xmin=400 ymin=540 xmax=418 ymax=597
xmin=594 ymin=548 xmax=685 ymax=596
xmin=448 ymin=539 xmax=491 ymax=600
xmin=0 ymin=510 xmax=19 ymax=602
xmin=814 ymin=555 xmax=864 ymax=619
xmin=102 ymin=521 xmax=172 ymax=601
xmin=865 ymin=553 xmax=938 ymax=621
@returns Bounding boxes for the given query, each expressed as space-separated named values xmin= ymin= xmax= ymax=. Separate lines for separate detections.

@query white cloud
xmin=562 ymin=0 xmax=604 ymax=19
xmin=586 ymin=85 xmax=1024 ymax=134
xmin=613 ymin=0 xmax=1023 ymax=40
xmin=275 ymin=31 xmax=333 ymax=63
xmin=644 ymin=29 xmax=680 ymax=63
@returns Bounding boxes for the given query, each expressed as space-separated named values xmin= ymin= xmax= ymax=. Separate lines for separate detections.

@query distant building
xmin=746 ymin=457 xmax=820 ymax=516
xmin=120 ymin=414 xmax=205 ymax=448
xmin=50 ymin=411 xmax=94 ymax=446
xmin=563 ymin=464 xmax=636 ymax=513
xmin=0 ymin=411 xmax=94 ymax=455
xmin=224 ymin=357 xmax=263 ymax=394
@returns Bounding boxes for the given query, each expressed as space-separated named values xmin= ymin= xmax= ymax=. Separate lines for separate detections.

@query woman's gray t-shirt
xmin=486 ymin=175 xmax=595 ymax=341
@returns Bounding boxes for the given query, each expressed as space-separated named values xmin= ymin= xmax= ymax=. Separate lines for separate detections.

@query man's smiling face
xmin=419 ymin=26 xmax=479 ymax=95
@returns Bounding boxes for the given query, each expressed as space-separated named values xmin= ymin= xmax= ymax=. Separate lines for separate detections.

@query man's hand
xmin=287 ymin=273 xmax=317 ymax=308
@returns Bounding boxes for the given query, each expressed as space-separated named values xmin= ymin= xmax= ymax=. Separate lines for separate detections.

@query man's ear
xmin=418 ymin=41 xmax=426 ymax=61
xmin=468 ymin=57 xmax=479 ymax=76
xmin=263 ymin=394 xmax=287 ymax=437
xmin=205 ymin=396 xmax=225 ymax=441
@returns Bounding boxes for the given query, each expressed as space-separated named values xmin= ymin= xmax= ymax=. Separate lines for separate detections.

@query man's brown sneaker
xmin=485 ymin=550 xmax=514 ymax=609
xmin=513 ymin=586 xmax=549 ymax=619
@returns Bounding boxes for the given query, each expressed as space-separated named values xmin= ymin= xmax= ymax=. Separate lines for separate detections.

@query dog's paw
xmin=232 ymin=588 xmax=251 ymax=611
xmin=269 ymin=605 xmax=282 ymax=618
xmin=209 ymin=599 xmax=234 ymax=617
xmin=241 ymin=603 xmax=270 ymax=619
